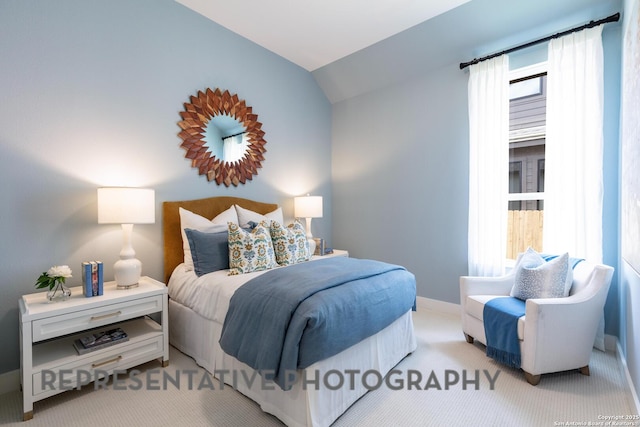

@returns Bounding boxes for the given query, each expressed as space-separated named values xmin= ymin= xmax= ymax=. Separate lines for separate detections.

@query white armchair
xmin=460 ymin=260 xmax=613 ymax=385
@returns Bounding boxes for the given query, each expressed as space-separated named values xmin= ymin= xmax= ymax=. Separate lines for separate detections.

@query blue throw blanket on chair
xmin=483 ymin=255 xmax=584 ymax=368
xmin=541 ymin=254 xmax=584 ymax=269
xmin=483 ymin=297 xmax=526 ymax=368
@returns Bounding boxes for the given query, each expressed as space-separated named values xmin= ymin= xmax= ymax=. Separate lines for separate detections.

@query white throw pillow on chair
xmin=511 ymin=249 xmax=572 ymax=300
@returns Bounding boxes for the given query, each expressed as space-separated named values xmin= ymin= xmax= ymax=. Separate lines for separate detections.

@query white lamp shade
xmin=294 ymin=196 xmax=323 ymax=218
xmin=98 ymin=188 xmax=155 ymax=224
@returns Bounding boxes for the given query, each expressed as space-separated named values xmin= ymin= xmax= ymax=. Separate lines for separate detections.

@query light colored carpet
xmin=1 ymin=309 xmax=637 ymax=426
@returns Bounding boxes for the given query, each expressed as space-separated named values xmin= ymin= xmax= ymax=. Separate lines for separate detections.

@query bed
xmin=163 ymin=196 xmax=417 ymax=427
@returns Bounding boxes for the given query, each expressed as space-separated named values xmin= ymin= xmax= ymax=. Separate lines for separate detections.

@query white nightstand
xmin=19 ymin=276 xmax=168 ymax=420
xmin=312 ymin=249 xmax=349 ymax=259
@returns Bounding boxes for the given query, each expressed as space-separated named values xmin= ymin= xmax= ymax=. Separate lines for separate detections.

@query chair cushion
xmin=466 ymin=295 xmax=525 ymax=340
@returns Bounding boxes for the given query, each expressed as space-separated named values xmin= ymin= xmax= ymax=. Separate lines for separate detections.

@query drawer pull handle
xmin=92 ymin=355 xmax=122 ymax=368
xmin=90 ymin=311 xmax=122 ymax=322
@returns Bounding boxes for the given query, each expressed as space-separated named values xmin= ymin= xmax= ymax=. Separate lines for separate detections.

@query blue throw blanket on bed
xmin=484 ymin=297 xmax=526 ymax=368
xmin=219 ymin=257 xmax=416 ymax=390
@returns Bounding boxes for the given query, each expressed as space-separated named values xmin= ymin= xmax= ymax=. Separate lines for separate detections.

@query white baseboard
xmin=416 ymin=296 xmax=461 ymax=316
xmin=0 ymin=368 xmax=20 ymax=394
xmin=615 ymin=339 xmax=640 ymax=415
xmin=605 ymin=334 xmax=618 ymax=353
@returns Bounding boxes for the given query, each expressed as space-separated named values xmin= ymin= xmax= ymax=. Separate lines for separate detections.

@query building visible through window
xmin=507 ymin=68 xmax=546 ymax=259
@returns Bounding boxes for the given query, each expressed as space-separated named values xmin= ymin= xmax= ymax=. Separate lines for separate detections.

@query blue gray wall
xmin=332 ymin=64 xmax=469 ymax=303
xmin=0 ymin=0 xmax=332 ymax=375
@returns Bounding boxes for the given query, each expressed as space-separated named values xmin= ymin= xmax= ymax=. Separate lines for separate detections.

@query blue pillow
xmin=185 ymin=228 xmax=230 ymax=276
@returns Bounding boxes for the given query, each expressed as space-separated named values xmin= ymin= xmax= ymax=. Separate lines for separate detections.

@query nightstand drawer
xmin=32 ymin=295 xmax=163 ymax=342
xmin=32 ymin=334 xmax=163 ymax=396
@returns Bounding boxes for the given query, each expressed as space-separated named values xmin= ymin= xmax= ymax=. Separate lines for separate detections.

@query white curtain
xmin=223 ymin=134 xmax=247 ymax=162
xmin=543 ymin=26 xmax=604 ymax=264
xmin=467 ymin=55 xmax=510 ymax=276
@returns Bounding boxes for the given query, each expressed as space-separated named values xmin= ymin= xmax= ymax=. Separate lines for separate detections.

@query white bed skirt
xmin=169 ymin=299 xmax=417 ymax=427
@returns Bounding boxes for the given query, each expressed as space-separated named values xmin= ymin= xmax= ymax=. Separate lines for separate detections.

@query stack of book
xmin=73 ymin=327 xmax=128 ymax=355
xmin=82 ymin=261 xmax=104 ymax=297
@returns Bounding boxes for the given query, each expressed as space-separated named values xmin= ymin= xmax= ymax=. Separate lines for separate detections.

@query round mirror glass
xmin=205 ymin=115 xmax=248 ymax=163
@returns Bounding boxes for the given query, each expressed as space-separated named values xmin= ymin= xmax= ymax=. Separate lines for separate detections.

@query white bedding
xmin=168 ymin=262 xmax=270 ymax=323
xmin=167 ymin=262 xmax=417 ymax=427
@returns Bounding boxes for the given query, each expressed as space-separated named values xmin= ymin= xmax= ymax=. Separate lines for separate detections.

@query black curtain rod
xmin=459 ymin=12 xmax=620 ymax=70
xmin=222 ymin=131 xmax=246 ymax=140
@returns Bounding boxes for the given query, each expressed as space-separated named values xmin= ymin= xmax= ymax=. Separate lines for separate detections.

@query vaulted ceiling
xmin=175 ymin=0 xmax=620 ymax=103
xmin=175 ymin=0 xmax=472 ymax=71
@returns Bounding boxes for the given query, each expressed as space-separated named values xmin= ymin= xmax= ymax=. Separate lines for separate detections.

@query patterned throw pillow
xmin=511 ymin=249 xmax=571 ymax=300
xmin=227 ymin=221 xmax=277 ymax=275
xmin=270 ymin=221 xmax=310 ymax=266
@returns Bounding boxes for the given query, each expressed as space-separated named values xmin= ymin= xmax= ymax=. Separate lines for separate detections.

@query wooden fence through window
xmin=507 ymin=210 xmax=543 ymax=259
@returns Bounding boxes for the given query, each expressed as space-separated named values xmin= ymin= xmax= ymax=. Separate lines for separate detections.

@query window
xmin=508 ymin=161 xmax=522 ymax=210
xmin=507 ymin=63 xmax=547 ymax=259
xmin=537 ymin=159 xmax=545 ymax=210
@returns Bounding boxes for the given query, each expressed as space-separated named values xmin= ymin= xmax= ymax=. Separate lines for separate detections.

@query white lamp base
xmin=114 ymin=257 xmax=141 ymax=289
xmin=304 ymin=217 xmax=317 ymax=256
xmin=308 ymin=238 xmax=317 ymax=257
xmin=114 ymin=224 xmax=142 ymax=289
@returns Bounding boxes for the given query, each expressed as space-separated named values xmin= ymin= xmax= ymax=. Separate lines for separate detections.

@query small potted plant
xmin=35 ymin=265 xmax=72 ymax=302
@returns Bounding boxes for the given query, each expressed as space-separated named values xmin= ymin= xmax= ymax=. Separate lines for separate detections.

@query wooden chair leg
xmin=524 ymin=372 xmax=541 ymax=386
xmin=464 ymin=333 xmax=474 ymax=344
xmin=579 ymin=365 xmax=590 ymax=376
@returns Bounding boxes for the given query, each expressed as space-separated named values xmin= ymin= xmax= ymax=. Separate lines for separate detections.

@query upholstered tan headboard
xmin=162 ymin=196 xmax=278 ymax=284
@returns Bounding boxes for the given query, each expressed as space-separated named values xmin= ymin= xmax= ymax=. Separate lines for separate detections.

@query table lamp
xmin=97 ymin=187 xmax=155 ymax=289
xmin=294 ymin=195 xmax=323 ymax=256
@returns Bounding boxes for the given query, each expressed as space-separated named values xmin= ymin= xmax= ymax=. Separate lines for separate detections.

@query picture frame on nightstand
xmin=313 ymin=238 xmax=325 ymax=255
xmin=313 ymin=238 xmax=335 ymax=256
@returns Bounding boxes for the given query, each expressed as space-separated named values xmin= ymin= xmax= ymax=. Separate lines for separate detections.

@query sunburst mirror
xmin=178 ymin=88 xmax=267 ymax=186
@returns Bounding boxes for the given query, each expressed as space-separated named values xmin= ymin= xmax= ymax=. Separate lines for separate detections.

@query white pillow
xmin=179 ymin=206 xmax=238 ymax=271
xmin=234 ymin=205 xmax=283 ymax=228
xmin=511 ymin=250 xmax=572 ymax=300
xmin=510 ymin=247 xmax=543 ymax=275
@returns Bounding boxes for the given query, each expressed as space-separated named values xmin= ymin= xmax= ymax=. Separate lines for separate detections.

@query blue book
xmin=82 ymin=262 xmax=93 ymax=297
xmin=82 ymin=261 xmax=104 ymax=297
xmin=96 ymin=261 xmax=104 ymax=296
xmin=91 ymin=261 xmax=98 ymax=296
